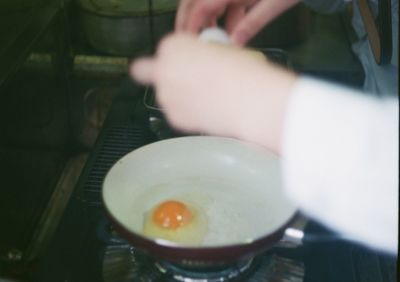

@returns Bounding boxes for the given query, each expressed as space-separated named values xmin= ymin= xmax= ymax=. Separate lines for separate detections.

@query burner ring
xmin=102 ymin=244 xmax=304 ymax=282
xmin=155 ymin=258 xmax=254 ymax=282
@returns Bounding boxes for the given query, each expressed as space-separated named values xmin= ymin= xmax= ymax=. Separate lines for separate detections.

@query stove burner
xmin=155 ymin=257 xmax=253 ymax=282
xmin=102 ymin=244 xmax=304 ymax=282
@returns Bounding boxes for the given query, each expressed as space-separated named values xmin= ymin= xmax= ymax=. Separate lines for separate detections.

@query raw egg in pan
xmin=143 ymin=199 xmax=207 ymax=246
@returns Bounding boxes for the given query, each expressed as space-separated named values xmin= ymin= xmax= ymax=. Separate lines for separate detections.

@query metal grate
xmin=102 ymin=244 xmax=304 ymax=282
xmin=81 ymin=124 xmax=151 ymax=206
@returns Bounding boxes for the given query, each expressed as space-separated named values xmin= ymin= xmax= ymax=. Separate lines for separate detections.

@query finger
xmin=230 ymin=1 xmax=271 ymax=45
xmin=208 ymin=16 xmax=218 ymax=27
xmin=187 ymin=1 xmax=227 ymax=33
xmin=224 ymin=4 xmax=246 ymax=34
xmin=157 ymin=33 xmax=198 ymax=57
xmin=130 ymin=58 xmax=157 ymax=85
xmin=231 ymin=0 xmax=300 ymax=45
xmin=175 ymin=0 xmax=194 ymax=31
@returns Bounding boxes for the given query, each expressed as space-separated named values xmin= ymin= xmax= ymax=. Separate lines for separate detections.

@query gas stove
xmin=34 ymin=93 xmax=307 ymax=282
xmin=102 ymin=244 xmax=304 ymax=282
xmin=98 ymin=212 xmax=304 ymax=282
xmin=35 ymin=90 xmax=396 ymax=282
xmin=34 ymin=50 xmax=396 ymax=282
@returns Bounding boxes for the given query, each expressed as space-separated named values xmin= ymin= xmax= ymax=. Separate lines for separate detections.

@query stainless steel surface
xmin=148 ymin=116 xmax=177 ymax=140
xmin=144 ymin=86 xmax=162 ymax=111
xmin=78 ymin=0 xmax=176 ymax=56
xmin=78 ymin=0 xmax=178 ymax=16
xmin=155 ymin=258 xmax=253 ymax=282
xmin=73 ymin=55 xmax=128 ymax=77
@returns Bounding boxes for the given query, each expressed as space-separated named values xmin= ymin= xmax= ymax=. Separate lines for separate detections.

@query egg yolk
xmin=152 ymin=200 xmax=192 ymax=229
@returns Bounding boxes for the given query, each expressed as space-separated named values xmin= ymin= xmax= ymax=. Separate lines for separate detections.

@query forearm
xmin=231 ymin=64 xmax=298 ymax=154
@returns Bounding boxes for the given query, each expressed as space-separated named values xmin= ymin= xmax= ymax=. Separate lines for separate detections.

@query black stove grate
xmin=102 ymin=244 xmax=304 ymax=282
xmin=80 ymin=124 xmax=152 ymax=206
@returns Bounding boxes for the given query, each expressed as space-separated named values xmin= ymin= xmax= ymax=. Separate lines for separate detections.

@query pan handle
xmin=277 ymin=214 xmax=349 ymax=248
xmin=143 ymin=86 xmax=163 ymax=111
xmin=276 ymin=214 xmax=308 ymax=248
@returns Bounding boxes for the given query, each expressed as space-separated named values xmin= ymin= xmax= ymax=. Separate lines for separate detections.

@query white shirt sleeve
xmin=281 ymin=76 xmax=399 ymax=254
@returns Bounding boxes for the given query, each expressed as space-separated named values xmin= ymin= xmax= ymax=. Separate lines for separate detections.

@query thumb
xmin=130 ymin=57 xmax=157 ymax=85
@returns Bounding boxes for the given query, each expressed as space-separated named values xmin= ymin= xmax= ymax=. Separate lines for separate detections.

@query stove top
xmin=35 ymin=53 xmax=396 ymax=281
xmin=102 ymin=244 xmax=304 ymax=282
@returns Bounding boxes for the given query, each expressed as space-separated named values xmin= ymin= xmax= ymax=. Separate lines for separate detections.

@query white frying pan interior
xmin=102 ymin=136 xmax=297 ymax=247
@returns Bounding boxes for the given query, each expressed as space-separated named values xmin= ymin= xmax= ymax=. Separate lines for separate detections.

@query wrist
xmin=233 ymin=64 xmax=298 ymax=154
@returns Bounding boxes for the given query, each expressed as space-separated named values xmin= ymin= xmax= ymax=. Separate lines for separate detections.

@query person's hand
xmin=130 ymin=34 xmax=298 ymax=154
xmin=175 ymin=0 xmax=300 ymax=45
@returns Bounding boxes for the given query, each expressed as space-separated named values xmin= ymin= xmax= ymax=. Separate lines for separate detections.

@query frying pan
xmin=102 ymin=136 xmax=301 ymax=266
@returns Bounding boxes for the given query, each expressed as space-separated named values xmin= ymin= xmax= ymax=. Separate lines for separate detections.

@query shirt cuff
xmin=281 ymin=76 xmax=398 ymax=254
